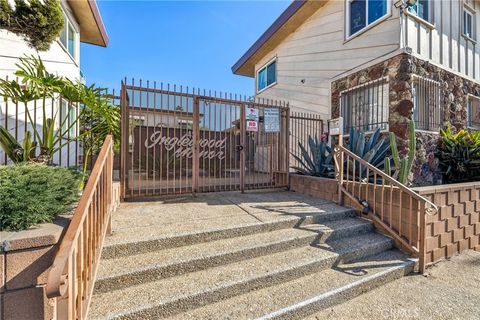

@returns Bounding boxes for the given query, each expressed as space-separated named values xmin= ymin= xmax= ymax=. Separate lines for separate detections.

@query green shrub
xmin=0 ymin=164 xmax=81 ymax=231
xmin=436 ymin=127 xmax=480 ymax=183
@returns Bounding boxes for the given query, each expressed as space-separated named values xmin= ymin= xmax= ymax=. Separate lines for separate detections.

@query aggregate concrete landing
xmin=104 ymin=191 xmax=346 ymax=248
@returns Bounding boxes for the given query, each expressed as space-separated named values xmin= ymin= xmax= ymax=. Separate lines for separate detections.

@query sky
xmin=80 ymin=0 xmax=291 ymax=96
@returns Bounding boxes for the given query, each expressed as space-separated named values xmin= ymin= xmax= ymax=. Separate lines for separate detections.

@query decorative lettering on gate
xmin=144 ymin=130 xmax=227 ymax=160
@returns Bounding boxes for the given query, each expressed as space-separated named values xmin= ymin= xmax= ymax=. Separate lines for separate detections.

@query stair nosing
xmin=90 ymin=234 xmax=393 ymax=319
xmin=101 ymin=208 xmax=357 ymax=259
xmin=95 ymin=219 xmax=374 ymax=293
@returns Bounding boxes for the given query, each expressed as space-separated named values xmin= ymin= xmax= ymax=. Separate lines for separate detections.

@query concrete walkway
xmin=106 ymin=190 xmax=347 ymax=247
xmin=309 ymin=250 xmax=480 ymax=320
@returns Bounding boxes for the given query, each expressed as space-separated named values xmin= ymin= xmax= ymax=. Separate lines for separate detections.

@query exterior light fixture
xmin=394 ymin=0 xmax=404 ymax=9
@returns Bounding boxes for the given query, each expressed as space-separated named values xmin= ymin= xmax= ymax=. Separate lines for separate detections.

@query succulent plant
xmin=347 ymin=127 xmax=390 ymax=178
xmin=384 ymin=120 xmax=416 ymax=185
xmin=291 ymin=136 xmax=334 ymax=178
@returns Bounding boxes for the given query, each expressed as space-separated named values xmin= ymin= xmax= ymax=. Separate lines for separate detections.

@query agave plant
xmin=436 ymin=127 xmax=480 ymax=183
xmin=0 ymin=127 xmax=36 ymax=163
xmin=291 ymin=136 xmax=334 ymax=178
xmin=347 ymin=127 xmax=390 ymax=178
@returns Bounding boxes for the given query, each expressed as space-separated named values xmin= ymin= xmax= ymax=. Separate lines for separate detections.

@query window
xmin=257 ymin=59 xmax=276 ymax=92
xmin=463 ymin=7 xmax=475 ymax=40
xmin=467 ymin=95 xmax=480 ymax=129
xmin=347 ymin=0 xmax=389 ymax=37
xmin=412 ymin=76 xmax=443 ymax=132
xmin=59 ymin=12 xmax=78 ymax=60
xmin=340 ymin=77 xmax=389 ymax=133
xmin=60 ymin=99 xmax=76 ymax=137
xmin=408 ymin=0 xmax=430 ymax=22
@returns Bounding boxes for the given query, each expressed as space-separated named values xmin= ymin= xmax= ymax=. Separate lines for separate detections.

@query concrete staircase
xmin=88 ymin=193 xmax=416 ymax=320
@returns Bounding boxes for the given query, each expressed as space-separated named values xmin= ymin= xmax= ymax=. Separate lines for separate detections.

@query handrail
xmin=337 ymin=146 xmax=438 ymax=213
xmin=334 ymin=145 xmax=437 ymax=273
xmin=46 ymin=135 xmax=114 ymax=319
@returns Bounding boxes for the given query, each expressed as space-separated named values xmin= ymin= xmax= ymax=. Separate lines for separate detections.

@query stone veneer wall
xmin=0 ymin=182 xmax=121 ymax=320
xmin=331 ymin=52 xmax=480 ymax=186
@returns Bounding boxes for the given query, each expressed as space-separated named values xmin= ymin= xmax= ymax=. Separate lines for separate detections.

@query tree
xmin=0 ymin=0 xmax=64 ymax=51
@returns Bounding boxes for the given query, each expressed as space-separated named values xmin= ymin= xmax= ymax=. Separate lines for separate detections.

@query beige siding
xmin=254 ymin=0 xmax=401 ymax=119
xmin=0 ymin=0 xmax=81 ymax=165
xmin=0 ymin=0 xmax=81 ymax=80
xmin=404 ymin=0 xmax=480 ymax=81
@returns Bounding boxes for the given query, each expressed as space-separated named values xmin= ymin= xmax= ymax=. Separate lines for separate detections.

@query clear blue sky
xmin=81 ymin=0 xmax=291 ymax=96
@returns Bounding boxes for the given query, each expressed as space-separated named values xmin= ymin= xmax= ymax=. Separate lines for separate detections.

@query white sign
xmin=246 ymin=107 xmax=259 ymax=121
xmin=328 ymin=117 xmax=344 ymax=136
xmin=246 ymin=120 xmax=258 ymax=132
xmin=264 ymin=108 xmax=280 ymax=133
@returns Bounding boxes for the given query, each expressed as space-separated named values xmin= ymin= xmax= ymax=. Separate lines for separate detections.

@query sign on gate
xmin=264 ymin=108 xmax=280 ymax=133
xmin=246 ymin=120 xmax=258 ymax=132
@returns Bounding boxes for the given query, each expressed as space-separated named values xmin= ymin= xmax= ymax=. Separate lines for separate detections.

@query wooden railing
xmin=334 ymin=145 xmax=438 ymax=273
xmin=46 ymin=135 xmax=114 ymax=319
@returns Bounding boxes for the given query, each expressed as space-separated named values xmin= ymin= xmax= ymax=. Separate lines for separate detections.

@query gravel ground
xmin=309 ymin=250 xmax=480 ymax=320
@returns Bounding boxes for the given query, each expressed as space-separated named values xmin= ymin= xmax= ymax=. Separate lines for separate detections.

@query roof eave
xmin=232 ymin=0 xmax=326 ymax=77
xmin=68 ymin=0 xmax=109 ymax=47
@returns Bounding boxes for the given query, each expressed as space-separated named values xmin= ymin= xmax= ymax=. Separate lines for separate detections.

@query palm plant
xmin=291 ymin=136 xmax=334 ymax=178
xmin=0 ymin=55 xmax=120 ymax=187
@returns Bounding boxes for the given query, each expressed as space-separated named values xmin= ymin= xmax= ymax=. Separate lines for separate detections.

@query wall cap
xmin=1 ymin=216 xmax=70 ymax=252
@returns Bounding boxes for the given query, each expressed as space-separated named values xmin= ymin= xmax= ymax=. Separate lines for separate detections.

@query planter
xmin=0 ymin=217 xmax=68 ymax=320
xmin=413 ymin=182 xmax=480 ymax=265
xmin=289 ymin=174 xmax=338 ymax=202
xmin=0 ymin=182 xmax=121 ymax=320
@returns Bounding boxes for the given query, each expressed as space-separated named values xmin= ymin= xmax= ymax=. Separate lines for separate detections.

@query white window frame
xmin=467 ymin=94 xmax=480 ymax=130
xmin=58 ymin=8 xmax=79 ymax=63
xmin=345 ymin=0 xmax=391 ymax=40
xmin=407 ymin=0 xmax=433 ymax=23
xmin=256 ymin=57 xmax=277 ymax=94
xmin=59 ymin=99 xmax=77 ymax=138
xmin=463 ymin=5 xmax=476 ymax=42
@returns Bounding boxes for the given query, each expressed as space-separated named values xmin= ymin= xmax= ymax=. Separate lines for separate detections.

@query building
xmin=0 ymin=0 xmax=109 ymax=166
xmin=233 ymin=0 xmax=480 ymax=185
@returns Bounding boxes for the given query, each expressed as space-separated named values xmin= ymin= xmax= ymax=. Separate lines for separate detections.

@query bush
xmin=436 ymin=127 xmax=480 ymax=183
xmin=0 ymin=164 xmax=81 ymax=231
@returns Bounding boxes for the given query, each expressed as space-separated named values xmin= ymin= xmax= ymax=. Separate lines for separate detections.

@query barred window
xmin=340 ymin=77 xmax=389 ymax=133
xmin=467 ymin=95 xmax=480 ymax=129
xmin=412 ymin=76 xmax=443 ymax=132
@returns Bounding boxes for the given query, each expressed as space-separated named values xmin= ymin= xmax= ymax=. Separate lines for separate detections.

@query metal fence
xmin=120 ymin=79 xmax=290 ymax=199
xmin=0 ymin=75 xmax=117 ymax=167
xmin=289 ymin=111 xmax=325 ymax=171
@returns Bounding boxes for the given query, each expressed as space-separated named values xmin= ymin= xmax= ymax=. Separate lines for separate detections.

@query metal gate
xmin=120 ymin=80 xmax=290 ymax=199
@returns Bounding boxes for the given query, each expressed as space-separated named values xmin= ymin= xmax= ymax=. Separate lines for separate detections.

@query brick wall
xmin=289 ymin=174 xmax=338 ymax=202
xmin=414 ymin=183 xmax=480 ymax=265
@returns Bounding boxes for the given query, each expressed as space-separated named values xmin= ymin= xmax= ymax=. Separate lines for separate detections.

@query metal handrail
xmin=337 ymin=146 xmax=438 ymax=213
xmin=46 ymin=135 xmax=114 ymax=319
xmin=335 ymin=145 xmax=437 ymax=273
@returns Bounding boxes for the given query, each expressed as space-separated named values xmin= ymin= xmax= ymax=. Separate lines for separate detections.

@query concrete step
xmin=164 ymin=250 xmax=416 ymax=320
xmin=101 ymin=208 xmax=357 ymax=259
xmin=94 ymin=218 xmax=374 ymax=293
xmin=88 ymin=233 xmax=392 ymax=319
